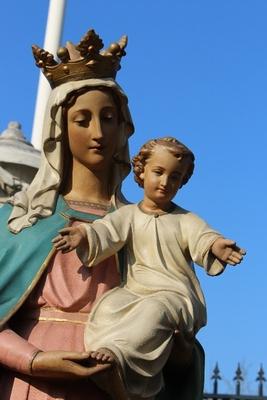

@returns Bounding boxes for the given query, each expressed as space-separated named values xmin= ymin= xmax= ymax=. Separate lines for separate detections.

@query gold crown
xmin=32 ymin=29 xmax=127 ymax=88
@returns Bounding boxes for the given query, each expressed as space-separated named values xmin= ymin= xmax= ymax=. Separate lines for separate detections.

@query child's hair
xmin=132 ymin=137 xmax=195 ymax=188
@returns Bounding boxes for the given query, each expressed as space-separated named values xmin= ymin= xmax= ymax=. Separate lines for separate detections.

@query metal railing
xmin=203 ymin=363 xmax=267 ymax=400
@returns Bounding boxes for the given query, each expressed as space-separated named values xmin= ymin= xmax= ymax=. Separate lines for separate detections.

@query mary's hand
xmin=31 ymin=350 xmax=111 ymax=379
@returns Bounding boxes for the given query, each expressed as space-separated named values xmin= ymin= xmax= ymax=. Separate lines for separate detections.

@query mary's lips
xmin=89 ymin=145 xmax=105 ymax=150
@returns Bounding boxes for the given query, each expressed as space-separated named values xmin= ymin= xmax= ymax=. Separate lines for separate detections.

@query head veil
xmin=8 ymin=78 xmax=134 ymax=233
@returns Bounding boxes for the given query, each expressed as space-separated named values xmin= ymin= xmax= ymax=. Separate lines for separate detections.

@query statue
xmin=0 ymin=29 xmax=134 ymax=399
xmin=53 ymin=137 xmax=245 ymax=399
xmin=0 ymin=28 xmax=241 ymax=400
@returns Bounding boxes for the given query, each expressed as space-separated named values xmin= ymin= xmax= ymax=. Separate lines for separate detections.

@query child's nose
xmin=160 ymin=176 xmax=168 ymax=186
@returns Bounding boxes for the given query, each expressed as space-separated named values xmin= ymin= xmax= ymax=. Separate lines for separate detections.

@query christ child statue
xmin=53 ymin=137 xmax=245 ymax=400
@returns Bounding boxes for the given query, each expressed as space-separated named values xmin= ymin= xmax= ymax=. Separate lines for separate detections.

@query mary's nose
xmin=90 ymin=117 xmax=104 ymax=140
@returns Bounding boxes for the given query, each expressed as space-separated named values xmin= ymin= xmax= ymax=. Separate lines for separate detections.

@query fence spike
xmin=211 ymin=362 xmax=221 ymax=394
xmin=256 ymin=364 xmax=266 ymax=397
xmin=234 ymin=362 xmax=244 ymax=395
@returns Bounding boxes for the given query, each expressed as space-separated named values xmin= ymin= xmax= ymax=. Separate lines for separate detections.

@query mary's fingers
xmin=52 ymin=235 xmax=63 ymax=243
xmin=56 ymin=245 xmax=70 ymax=252
xmin=53 ymin=238 xmax=68 ymax=247
xmin=56 ymin=241 xmax=73 ymax=253
xmin=61 ymin=245 xmax=73 ymax=253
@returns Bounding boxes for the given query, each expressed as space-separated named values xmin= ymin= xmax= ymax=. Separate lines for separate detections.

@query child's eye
xmin=171 ymin=174 xmax=181 ymax=181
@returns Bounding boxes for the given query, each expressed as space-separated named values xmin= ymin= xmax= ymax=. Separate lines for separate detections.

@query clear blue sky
xmin=1 ymin=0 xmax=266 ymax=394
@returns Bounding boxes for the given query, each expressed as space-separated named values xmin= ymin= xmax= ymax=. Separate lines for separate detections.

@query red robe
xmin=0 ymin=203 xmax=119 ymax=399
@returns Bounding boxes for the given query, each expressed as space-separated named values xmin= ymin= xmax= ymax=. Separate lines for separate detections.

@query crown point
xmin=109 ymin=43 xmax=120 ymax=54
xmin=47 ymin=54 xmax=54 ymax=63
xmin=65 ymin=41 xmax=81 ymax=61
xmin=88 ymin=45 xmax=96 ymax=55
xmin=57 ymin=47 xmax=70 ymax=63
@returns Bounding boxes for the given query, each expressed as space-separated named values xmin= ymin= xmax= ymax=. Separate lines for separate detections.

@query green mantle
xmin=0 ymin=195 xmax=108 ymax=327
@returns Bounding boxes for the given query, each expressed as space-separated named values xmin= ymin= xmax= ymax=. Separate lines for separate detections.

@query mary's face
xmin=67 ymin=89 xmax=120 ymax=171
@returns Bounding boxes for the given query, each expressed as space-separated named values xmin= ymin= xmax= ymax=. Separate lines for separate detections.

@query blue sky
xmin=1 ymin=0 xmax=266 ymax=394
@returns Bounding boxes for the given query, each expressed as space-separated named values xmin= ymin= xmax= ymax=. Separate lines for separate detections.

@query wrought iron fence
xmin=203 ymin=363 xmax=267 ymax=400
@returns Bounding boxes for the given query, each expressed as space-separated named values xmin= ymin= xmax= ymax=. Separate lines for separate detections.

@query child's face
xmin=140 ymin=146 xmax=188 ymax=209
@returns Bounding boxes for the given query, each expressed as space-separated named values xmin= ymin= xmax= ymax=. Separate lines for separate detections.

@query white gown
xmin=80 ymin=203 xmax=225 ymax=398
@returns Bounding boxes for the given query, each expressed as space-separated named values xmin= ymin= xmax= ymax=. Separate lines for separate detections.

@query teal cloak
xmin=0 ymin=195 xmax=112 ymax=328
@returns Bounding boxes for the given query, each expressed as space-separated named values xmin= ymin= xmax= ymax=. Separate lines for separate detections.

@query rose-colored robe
xmin=0 ymin=204 xmax=120 ymax=399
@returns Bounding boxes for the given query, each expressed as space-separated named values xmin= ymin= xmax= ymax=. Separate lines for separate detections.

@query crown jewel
xmin=32 ymin=29 xmax=127 ymax=88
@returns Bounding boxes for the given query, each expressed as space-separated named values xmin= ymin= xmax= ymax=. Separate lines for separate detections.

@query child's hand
xmin=52 ymin=225 xmax=87 ymax=253
xmin=211 ymin=238 xmax=246 ymax=266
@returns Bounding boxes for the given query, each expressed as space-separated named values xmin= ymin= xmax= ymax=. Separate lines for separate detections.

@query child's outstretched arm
xmin=52 ymin=225 xmax=87 ymax=253
xmin=211 ymin=238 xmax=246 ymax=265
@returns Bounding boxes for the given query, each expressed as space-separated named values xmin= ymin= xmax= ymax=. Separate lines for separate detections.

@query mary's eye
xmin=72 ymin=110 xmax=91 ymax=127
xmin=102 ymin=113 xmax=115 ymax=122
xmin=74 ymin=119 xmax=88 ymax=127
xmin=101 ymin=107 xmax=117 ymax=123
xmin=104 ymin=116 xmax=113 ymax=121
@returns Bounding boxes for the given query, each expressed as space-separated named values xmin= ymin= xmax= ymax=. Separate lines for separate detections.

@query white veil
xmin=8 ymin=78 xmax=134 ymax=233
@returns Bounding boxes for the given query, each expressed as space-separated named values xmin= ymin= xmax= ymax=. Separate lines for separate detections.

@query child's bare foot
xmin=89 ymin=348 xmax=129 ymax=400
xmin=89 ymin=348 xmax=115 ymax=364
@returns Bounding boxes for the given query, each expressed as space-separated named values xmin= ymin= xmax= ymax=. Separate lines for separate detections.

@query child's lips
xmin=157 ymin=188 xmax=168 ymax=194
